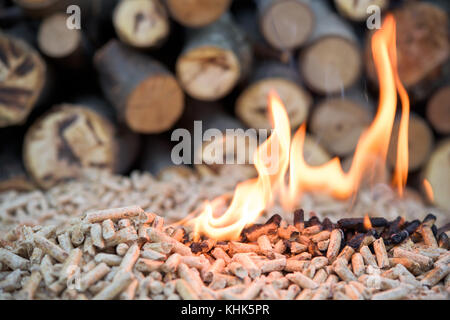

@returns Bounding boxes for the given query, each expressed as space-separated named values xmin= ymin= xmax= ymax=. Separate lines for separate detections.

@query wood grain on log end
xmin=310 ymin=97 xmax=372 ymax=156
xmin=258 ymin=0 xmax=315 ymax=50
xmin=0 ymin=33 xmax=46 ymax=128
xmin=24 ymin=104 xmax=116 ymax=189
xmin=177 ymin=46 xmax=240 ymax=101
xmin=113 ymin=0 xmax=169 ymax=49
xmin=300 ymin=36 xmax=361 ymax=94
xmin=334 ymin=0 xmax=389 ymax=22
xmin=38 ymin=13 xmax=82 ymax=58
xmin=423 ymin=139 xmax=450 ymax=211
xmin=426 ymin=86 xmax=450 ymax=135
xmin=387 ymin=114 xmax=434 ymax=172
xmin=165 ymin=0 xmax=231 ymax=28
xmin=236 ymin=78 xmax=311 ymax=130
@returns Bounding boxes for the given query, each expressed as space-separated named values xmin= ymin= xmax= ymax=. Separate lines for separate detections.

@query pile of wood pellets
xmin=0 ymin=204 xmax=448 ymax=300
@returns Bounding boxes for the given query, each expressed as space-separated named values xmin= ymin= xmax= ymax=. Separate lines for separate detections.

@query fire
xmin=423 ymin=179 xmax=434 ymax=203
xmin=363 ymin=214 xmax=373 ymax=230
xmin=191 ymin=15 xmax=410 ymax=241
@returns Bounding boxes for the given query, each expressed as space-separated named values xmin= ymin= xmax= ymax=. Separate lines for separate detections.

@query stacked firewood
xmin=0 ymin=0 xmax=449 ymax=211
xmin=0 ymin=205 xmax=448 ymax=300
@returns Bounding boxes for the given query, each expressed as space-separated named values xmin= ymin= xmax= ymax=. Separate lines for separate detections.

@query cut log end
xmin=310 ymin=97 xmax=372 ymax=156
xmin=24 ymin=104 xmax=116 ymax=189
xmin=423 ymin=139 xmax=450 ymax=211
xmin=236 ymin=78 xmax=311 ymax=130
xmin=426 ymin=86 xmax=450 ymax=135
xmin=166 ymin=0 xmax=231 ymax=27
xmin=300 ymin=36 xmax=361 ymax=94
xmin=259 ymin=0 xmax=314 ymax=50
xmin=0 ymin=33 xmax=46 ymax=127
xmin=176 ymin=46 xmax=240 ymax=101
xmin=126 ymin=74 xmax=184 ymax=133
xmin=334 ymin=0 xmax=389 ymax=22
xmin=387 ymin=115 xmax=434 ymax=172
xmin=303 ymin=135 xmax=331 ymax=167
xmin=113 ymin=0 xmax=169 ymax=49
xmin=38 ymin=13 xmax=82 ymax=58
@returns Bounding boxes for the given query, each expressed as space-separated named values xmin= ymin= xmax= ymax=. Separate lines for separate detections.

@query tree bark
xmin=94 ymin=39 xmax=184 ymax=133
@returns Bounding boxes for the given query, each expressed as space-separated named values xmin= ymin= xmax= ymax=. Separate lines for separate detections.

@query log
xmin=0 ymin=32 xmax=47 ymax=128
xmin=334 ymin=0 xmax=389 ymax=22
xmin=303 ymin=135 xmax=331 ymax=166
xmin=299 ymin=0 xmax=362 ymax=94
xmin=256 ymin=0 xmax=315 ymax=50
xmin=13 ymin=0 xmax=67 ymax=17
xmin=37 ymin=13 xmax=87 ymax=67
xmin=175 ymin=97 xmax=257 ymax=177
xmin=235 ymin=61 xmax=312 ymax=130
xmin=423 ymin=139 xmax=450 ymax=211
xmin=426 ymin=85 xmax=450 ymax=135
xmin=94 ymin=40 xmax=184 ymax=133
xmin=365 ymin=2 xmax=449 ymax=101
xmin=23 ymin=103 xmax=117 ymax=189
xmin=165 ymin=0 xmax=231 ymax=28
xmin=387 ymin=114 xmax=434 ymax=172
xmin=310 ymin=95 xmax=373 ymax=157
xmin=113 ymin=0 xmax=170 ymax=49
xmin=0 ymin=129 xmax=35 ymax=192
xmin=176 ymin=13 xmax=252 ymax=101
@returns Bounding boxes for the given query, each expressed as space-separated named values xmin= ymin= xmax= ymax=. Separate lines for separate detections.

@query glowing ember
xmin=191 ymin=15 xmax=410 ymax=241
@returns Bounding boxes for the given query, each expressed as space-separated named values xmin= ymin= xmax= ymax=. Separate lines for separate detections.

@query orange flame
xmin=363 ymin=214 xmax=373 ymax=230
xmin=423 ymin=179 xmax=434 ymax=203
xmin=192 ymin=15 xmax=410 ymax=241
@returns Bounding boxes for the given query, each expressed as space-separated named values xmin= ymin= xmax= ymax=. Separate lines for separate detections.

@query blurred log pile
xmin=0 ymin=0 xmax=448 ymax=211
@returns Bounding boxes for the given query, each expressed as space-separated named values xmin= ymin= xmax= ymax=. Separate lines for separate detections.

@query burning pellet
xmin=294 ymin=209 xmax=305 ymax=232
xmin=93 ymin=271 xmax=134 ymax=300
xmin=85 ymin=205 xmax=144 ymax=223
xmin=438 ymin=232 xmax=449 ymax=249
xmin=286 ymin=272 xmax=318 ymax=289
xmin=34 ymin=235 xmax=68 ymax=263
xmin=303 ymin=225 xmax=322 ymax=236
xmin=242 ymin=214 xmax=281 ymax=242
xmin=141 ymin=248 xmax=165 ymax=261
xmin=421 ymin=226 xmax=438 ymax=248
xmin=161 ymin=253 xmax=181 ymax=273
xmin=57 ymin=232 xmax=74 ymax=253
xmin=259 ymin=258 xmax=286 ymax=274
xmin=79 ymin=262 xmax=110 ymax=291
xmin=290 ymin=252 xmax=312 ymax=261
xmin=317 ymin=239 xmax=329 ymax=251
xmin=147 ymin=228 xmax=192 ymax=256
xmin=373 ymin=238 xmax=389 ymax=269
xmin=296 ymin=288 xmax=313 ymax=300
xmin=326 ymin=229 xmax=343 ymax=262
xmin=90 ymin=224 xmax=105 ymax=249
xmin=102 ymin=219 xmax=116 ymax=240
xmin=333 ymin=258 xmax=357 ymax=282
xmin=311 ymin=283 xmax=331 ymax=300
xmin=0 ymin=248 xmax=30 ymax=270
xmin=120 ymin=279 xmax=138 ymax=300
xmin=227 ymin=262 xmax=248 ymax=279
xmin=371 ymin=285 xmax=413 ymax=300
xmin=338 ymin=217 xmax=387 ymax=232
xmin=40 ymin=255 xmax=55 ymax=286
xmin=285 ymin=259 xmax=310 ymax=272
xmin=393 ymin=247 xmax=433 ymax=271
xmin=18 ymin=271 xmax=42 ymax=300
xmin=229 ymin=241 xmax=260 ymax=254
xmin=421 ymin=264 xmax=450 ymax=287
xmin=336 ymin=245 xmax=354 ymax=262
xmin=313 ymin=269 xmax=328 ymax=284
xmin=360 ymin=246 xmax=378 ymax=268
xmin=283 ymin=284 xmax=300 ymax=300
xmin=95 ymin=253 xmax=122 ymax=266
xmin=257 ymin=235 xmax=273 ymax=257
xmin=59 ymin=248 xmax=82 ymax=281
xmin=351 ymin=253 xmax=365 ymax=277
xmin=171 ymin=228 xmax=186 ymax=243
xmin=311 ymin=231 xmax=331 ymax=243
xmin=116 ymin=243 xmax=129 ymax=256
xmin=290 ymin=242 xmax=307 ymax=254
